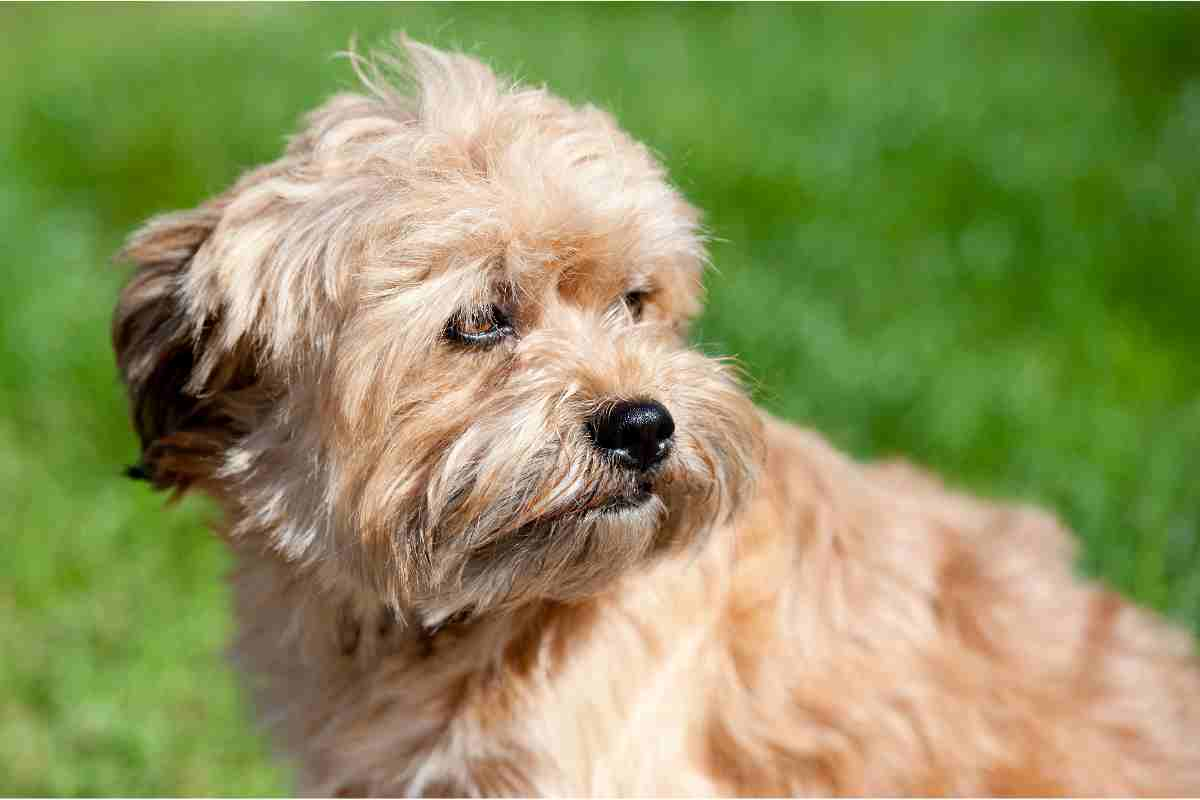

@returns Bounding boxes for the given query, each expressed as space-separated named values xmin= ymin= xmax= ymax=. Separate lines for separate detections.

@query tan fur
xmin=113 ymin=37 xmax=1200 ymax=796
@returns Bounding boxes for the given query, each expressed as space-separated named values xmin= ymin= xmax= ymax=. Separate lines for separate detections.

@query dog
xmin=112 ymin=37 xmax=1200 ymax=796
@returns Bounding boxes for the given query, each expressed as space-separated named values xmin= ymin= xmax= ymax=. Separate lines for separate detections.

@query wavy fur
xmin=113 ymin=36 xmax=1200 ymax=796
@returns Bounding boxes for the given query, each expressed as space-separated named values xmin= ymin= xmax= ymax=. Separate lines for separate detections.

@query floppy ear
xmin=112 ymin=202 xmax=261 ymax=493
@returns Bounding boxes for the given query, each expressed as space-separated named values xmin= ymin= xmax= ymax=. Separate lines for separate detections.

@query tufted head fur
xmin=113 ymin=36 xmax=763 ymax=626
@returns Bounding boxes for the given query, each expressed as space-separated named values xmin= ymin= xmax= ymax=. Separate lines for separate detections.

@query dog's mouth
xmin=591 ymin=482 xmax=655 ymax=515
xmin=508 ymin=483 xmax=655 ymax=531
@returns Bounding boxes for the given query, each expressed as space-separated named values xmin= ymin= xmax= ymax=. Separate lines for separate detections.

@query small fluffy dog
xmin=113 ymin=38 xmax=1200 ymax=795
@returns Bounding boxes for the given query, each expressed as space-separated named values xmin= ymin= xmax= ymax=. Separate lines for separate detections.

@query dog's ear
xmin=113 ymin=201 xmax=261 ymax=494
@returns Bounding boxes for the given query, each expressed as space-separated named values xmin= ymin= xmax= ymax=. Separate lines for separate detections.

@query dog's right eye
xmin=444 ymin=304 xmax=514 ymax=348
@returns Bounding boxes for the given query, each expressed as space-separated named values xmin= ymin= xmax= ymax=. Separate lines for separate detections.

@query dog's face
xmin=114 ymin=40 xmax=762 ymax=622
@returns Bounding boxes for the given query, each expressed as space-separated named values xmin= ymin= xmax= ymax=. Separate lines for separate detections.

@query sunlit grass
xmin=3 ymin=4 xmax=1198 ymax=794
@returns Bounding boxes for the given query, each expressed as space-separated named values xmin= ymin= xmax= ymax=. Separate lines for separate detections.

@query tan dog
xmin=113 ymin=38 xmax=1200 ymax=795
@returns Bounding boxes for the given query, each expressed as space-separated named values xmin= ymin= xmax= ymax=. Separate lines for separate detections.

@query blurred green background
xmin=3 ymin=3 xmax=1199 ymax=795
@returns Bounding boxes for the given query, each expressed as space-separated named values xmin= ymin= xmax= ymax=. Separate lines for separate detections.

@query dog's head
xmin=113 ymin=38 xmax=763 ymax=623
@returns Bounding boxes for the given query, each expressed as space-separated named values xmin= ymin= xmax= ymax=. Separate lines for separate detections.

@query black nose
xmin=587 ymin=400 xmax=675 ymax=472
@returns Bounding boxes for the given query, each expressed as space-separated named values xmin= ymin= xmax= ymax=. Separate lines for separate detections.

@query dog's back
xmin=701 ymin=417 xmax=1200 ymax=795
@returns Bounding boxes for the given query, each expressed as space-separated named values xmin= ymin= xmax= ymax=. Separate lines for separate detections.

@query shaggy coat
xmin=113 ymin=38 xmax=1200 ymax=795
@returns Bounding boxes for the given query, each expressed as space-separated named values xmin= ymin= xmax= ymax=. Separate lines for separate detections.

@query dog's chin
xmin=415 ymin=480 xmax=677 ymax=624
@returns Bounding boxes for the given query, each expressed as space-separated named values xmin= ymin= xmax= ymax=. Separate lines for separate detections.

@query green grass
xmin=3 ymin=3 xmax=1199 ymax=795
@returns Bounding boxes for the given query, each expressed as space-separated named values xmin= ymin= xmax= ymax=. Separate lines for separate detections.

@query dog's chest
xmin=230 ymin=547 xmax=725 ymax=796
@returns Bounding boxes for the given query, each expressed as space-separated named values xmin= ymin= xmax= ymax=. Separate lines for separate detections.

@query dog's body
xmin=228 ymin=417 xmax=1200 ymax=796
xmin=114 ymin=40 xmax=1200 ymax=795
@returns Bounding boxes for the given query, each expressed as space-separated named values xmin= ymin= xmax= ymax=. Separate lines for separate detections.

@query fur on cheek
xmin=310 ymin=322 xmax=764 ymax=623
xmin=209 ymin=307 xmax=762 ymax=626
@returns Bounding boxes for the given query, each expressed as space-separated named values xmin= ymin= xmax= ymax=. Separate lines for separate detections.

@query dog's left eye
xmin=623 ymin=290 xmax=649 ymax=321
xmin=445 ymin=304 xmax=514 ymax=347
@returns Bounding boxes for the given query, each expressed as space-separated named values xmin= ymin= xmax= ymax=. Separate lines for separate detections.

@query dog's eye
xmin=623 ymin=290 xmax=649 ymax=321
xmin=445 ymin=304 xmax=514 ymax=347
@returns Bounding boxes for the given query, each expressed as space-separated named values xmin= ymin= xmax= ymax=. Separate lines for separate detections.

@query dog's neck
xmin=333 ymin=600 xmax=476 ymax=660
xmin=229 ymin=527 xmax=591 ymax=678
